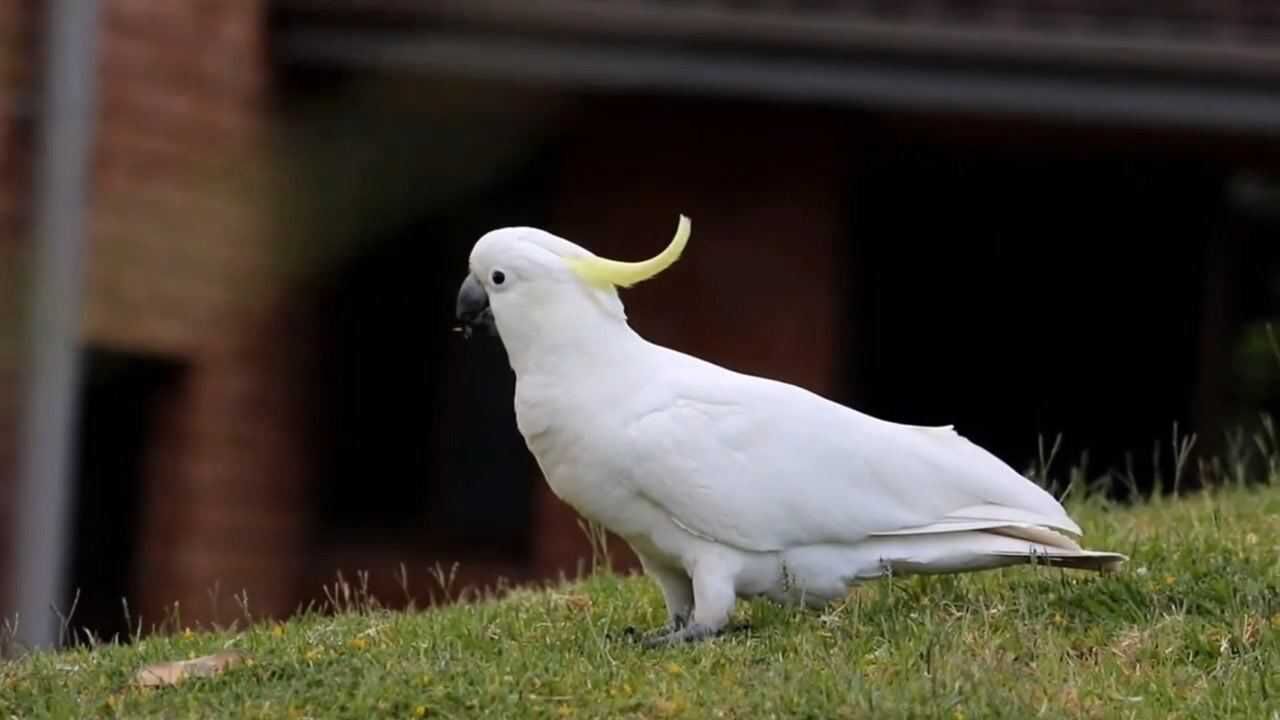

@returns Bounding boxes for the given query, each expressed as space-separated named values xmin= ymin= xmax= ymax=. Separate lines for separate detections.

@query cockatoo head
xmin=455 ymin=216 xmax=690 ymax=363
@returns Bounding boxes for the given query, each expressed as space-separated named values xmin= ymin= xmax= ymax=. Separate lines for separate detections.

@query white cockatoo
xmin=455 ymin=216 xmax=1124 ymax=646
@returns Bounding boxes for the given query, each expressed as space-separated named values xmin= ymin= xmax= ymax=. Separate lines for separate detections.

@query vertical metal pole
xmin=9 ymin=0 xmax=100 ymax=650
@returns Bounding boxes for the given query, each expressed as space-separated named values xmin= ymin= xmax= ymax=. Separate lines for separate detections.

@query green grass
xmin=4 ymin=486 xmax=1280 ymax=719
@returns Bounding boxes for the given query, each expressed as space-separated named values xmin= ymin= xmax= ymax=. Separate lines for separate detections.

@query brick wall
xmin=88 ymin=0 xmax=272 ymax=354
xmin=130 ymin=310 xmax=311 ymax=628
xmin=0 ymin=0 xmax=39 ymax=603
xmin=80 ymin=0 xmax=309 ymax=627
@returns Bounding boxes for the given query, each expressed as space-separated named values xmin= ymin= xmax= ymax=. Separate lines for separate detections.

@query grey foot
xmin=640 ymin=622 xmax=723 ymax=649
xmin=617 ymin=614 xmax=688 ymax=644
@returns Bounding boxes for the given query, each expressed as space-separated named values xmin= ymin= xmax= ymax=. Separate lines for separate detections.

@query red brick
xmin=0 ymin=0 xmax=35 ymax=613
xmin=69 ymin=0 xmax=312 ymax=627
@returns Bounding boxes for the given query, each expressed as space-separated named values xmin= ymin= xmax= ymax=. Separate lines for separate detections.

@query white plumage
xmin=455 ymin=217 xmax=1124 ymax=646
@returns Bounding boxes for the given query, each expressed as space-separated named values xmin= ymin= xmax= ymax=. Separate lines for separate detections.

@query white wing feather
xmin=624 ymin=347 xmax=1081 ymax=553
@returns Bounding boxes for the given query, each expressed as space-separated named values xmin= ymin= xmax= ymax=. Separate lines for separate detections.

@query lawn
xmin=3 ymin=484 xmax=1279 ymax=719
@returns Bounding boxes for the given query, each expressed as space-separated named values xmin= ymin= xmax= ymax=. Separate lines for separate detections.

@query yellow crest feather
xmin=568 ymin=215 xmax=690 ymax=289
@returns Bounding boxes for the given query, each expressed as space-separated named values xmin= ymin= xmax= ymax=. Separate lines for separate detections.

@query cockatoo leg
xmin=640 ymin=565 xmax=736 ymax=648
xmin=636 ymin=553 xmax=695 ymax=637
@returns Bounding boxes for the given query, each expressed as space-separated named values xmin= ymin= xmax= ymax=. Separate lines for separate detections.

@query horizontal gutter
xmin=278 ymin=30 xmax=1280 ymax=135
xmin=277 ymin=0 xmax=1280 ymax=83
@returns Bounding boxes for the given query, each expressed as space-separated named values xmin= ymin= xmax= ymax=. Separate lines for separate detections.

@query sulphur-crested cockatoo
xmin=455 ymin=216 xmax=1124 ymax=647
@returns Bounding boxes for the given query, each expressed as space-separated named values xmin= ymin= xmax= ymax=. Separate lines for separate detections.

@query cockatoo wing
xmin=625 ymin=348 xmax=1081 ymax=554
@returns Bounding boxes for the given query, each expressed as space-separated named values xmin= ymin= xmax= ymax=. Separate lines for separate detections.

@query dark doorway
xmin=304 ymin=149 xmax=556 ymax=560
xmin=846 ymin=137 xmax=1220 ymax=494
xmin=67 ymin=348 xmax=183 ymax=644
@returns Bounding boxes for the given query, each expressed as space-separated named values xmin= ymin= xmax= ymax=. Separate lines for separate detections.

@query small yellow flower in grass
xmin=182 ymin=627 xmax=194 ymax=640
xmin=349 ymin=637 xmax=369 ymax=651
xmin=665 ymin=662 xmax=683 ymax=675
xmin=1164 ymin=576 xmax=1176 ymax=586
xmin=304 ymin=647 xmax=323 ymax=662
xmin=609 ymin=682 xmax=637 ymax=697
xmin=557 ymin=704 xmax=574 ymax=717
xmin=414 ymin=706 xmax=428 ymax=718
xmin=272 ymin=624 xmax=285 ymax=639
xmin=654 ymin=698 xmax=684 ymax=716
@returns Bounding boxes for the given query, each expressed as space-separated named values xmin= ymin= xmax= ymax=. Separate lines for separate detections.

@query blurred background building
xmin=2 ymin=0 xmax=1279 ymax=647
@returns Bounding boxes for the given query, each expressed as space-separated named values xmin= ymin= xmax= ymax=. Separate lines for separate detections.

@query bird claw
xmin=618 ymin=615 xmax=686 ymax=645
xmin=639 ymin=622 xmax=722 ymax=648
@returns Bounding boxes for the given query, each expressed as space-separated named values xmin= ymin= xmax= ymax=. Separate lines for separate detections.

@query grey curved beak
xmin=455 ymin=274 xmax=495 ymax=339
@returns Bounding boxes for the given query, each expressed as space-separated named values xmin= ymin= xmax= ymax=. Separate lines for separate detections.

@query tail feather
xmin=871 ymin=504 xmax=1084 ymax=542
xmin=988 ymin=542 xmax=1127 ymax=573
xmin=988 ymin=525 xmax=1083 ymax=552
xmin=861 ymin=529 xmax=1127 ymax=577
xmin=777 ymin=530 xmax=1126 ymax=605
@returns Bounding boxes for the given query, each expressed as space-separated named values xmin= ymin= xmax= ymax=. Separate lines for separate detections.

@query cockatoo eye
xmin=491 ymin=269 xmax=506 ymax=286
